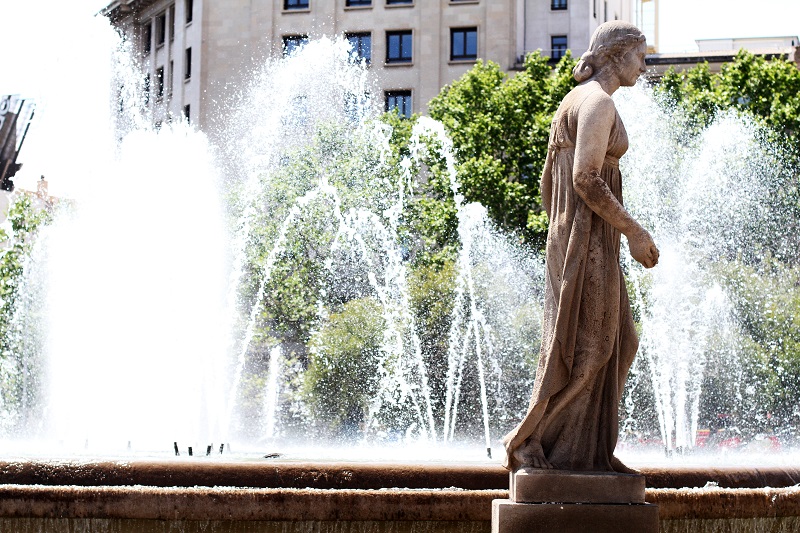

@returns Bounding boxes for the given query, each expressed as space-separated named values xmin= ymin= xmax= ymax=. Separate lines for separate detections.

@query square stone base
xmin=492 ymin=499 xmax=659 ymax=533
xmin=510 ymin=468 xmax=646 ymax=504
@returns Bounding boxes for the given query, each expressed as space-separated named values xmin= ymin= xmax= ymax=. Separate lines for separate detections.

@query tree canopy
xmin=427 ymin=52 xmax=578 ymax=248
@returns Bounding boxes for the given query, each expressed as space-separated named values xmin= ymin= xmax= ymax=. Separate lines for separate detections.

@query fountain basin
xmin=0 ymin=461 xmax=798 ymax=532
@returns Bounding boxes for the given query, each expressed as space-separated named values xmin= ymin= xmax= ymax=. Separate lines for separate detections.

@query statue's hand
xmin=628 ymin=228 xmax=659 ymax=268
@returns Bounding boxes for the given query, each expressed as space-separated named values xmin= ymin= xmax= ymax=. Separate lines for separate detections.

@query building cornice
xmin=101 ymin=0 xmax=160 ymax=23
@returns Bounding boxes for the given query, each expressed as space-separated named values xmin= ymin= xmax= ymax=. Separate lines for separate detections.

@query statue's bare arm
xmin=572 ymin=92 xmax=659 ymax=268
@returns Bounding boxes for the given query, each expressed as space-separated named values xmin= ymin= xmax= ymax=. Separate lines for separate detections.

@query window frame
xmin=142 ymin=22 xmax=152 ymax=55
xmin=345 ymin=32 xmax=372 ymax=64
xmin=385 ymin=90 xmax=412 ymax=118
xmin=155 ymin=13 xmax=167 ymax=47
xmin=284 ymin=0 xmax=310 ymax=10
xmin=168 ymin=60 xmax=174 ymax=96
xmin=386 ymin=30 xmax=413 ymax=64
xmin=282 ymin=35 xmax=309 ymax=56
xmin=143 ymin=73 xmax=151 ymax=105
xmin=185 ymin=0 xmax=194 ymax=24
xmin=169 ymin=5 xmax=176 ymax=41
xmin=450 ymin=27 xmax=478 ymax=61
xmin=550 ymin=35 xmax=568 ymax=61
xmin=156 ymin=66 xmax=165 ymax=99
xmin=184 ymin=47 xmax=192 ymax=80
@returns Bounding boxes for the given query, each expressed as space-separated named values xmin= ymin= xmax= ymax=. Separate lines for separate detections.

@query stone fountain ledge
xmin=0 ymin=461 xmax=799 ymax=531
xmin=0 ymin=484 xmax=799 ymax=522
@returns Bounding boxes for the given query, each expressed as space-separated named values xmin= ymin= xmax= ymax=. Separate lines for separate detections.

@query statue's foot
xmin=512 ymin=442 xmax=554 ymax=470
xmin=610 ymin=455 xmax=639 ymax=474
xmin=527 ymin=453 xmax=555 ymax=470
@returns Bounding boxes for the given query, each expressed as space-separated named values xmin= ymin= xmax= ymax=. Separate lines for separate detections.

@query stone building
xmin=101 ymin=0 xmax=634 ymax=136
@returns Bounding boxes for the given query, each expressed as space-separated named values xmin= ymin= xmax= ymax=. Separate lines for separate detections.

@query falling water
xmin=617 ymin=82 xmax=800 ymax=456
xmin=3 ymin=17 xmax=798 ymax=461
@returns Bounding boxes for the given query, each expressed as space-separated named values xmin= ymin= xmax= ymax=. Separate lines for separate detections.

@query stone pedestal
xmin=492 ymin=469 xmax=659 ymax=533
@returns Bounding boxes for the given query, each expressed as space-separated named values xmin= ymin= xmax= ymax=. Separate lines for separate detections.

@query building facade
xmin=519 ymin=0 xmax=633 ymax=66
xmin=102 ymin=0 xmax=636 ymax=137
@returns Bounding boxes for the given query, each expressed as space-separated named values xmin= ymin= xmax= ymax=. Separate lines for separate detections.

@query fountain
xmin=0 ymin=4 xmax=799 ymax=532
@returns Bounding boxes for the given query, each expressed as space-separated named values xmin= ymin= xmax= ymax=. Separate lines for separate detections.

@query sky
xmin=0 ymin=0 xmax=798 ymax=194
xmin=657 ymin=0 xmax=800 ymax=52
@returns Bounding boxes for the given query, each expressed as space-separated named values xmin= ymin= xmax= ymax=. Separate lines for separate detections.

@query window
xmin=142 ymin=22 xmax=152 ymax=55
xmin=346 ymin=0 xmax=371 ymax=5
xmin=156 ymin=13 xmax=167 ymax=46
xmin=186 ymin=0 xmax=193 ymax=23
xmin=183 ymin=104 xmax=191 ymax=123
xmin=143 ymin=74 xmax=151 ymax=105
xmin=185 ymin=47 xmax=192 ymax=79
xmin=385 ymin=90 xmax=411 ymax=118
xmin=386 ymin=0 xmax=412 ymax=4
xmin=450 ymin=27 xmax=477 ymax=61
xmin=551 ymin=35 xmax=567 ymax=60
xmin=283 ymin=35 xmax=309 ymax=56
xmin=386 ymin=31 xmax=412 ymax=63
xmin=156 ymin=66 xmax=165 ymax=99
xmin=169 ymin=4 xmax=175 ymax=41
xmin=283 ymin=95 xmax=308 ymax=127
xmin=168 ymin=60 xmax=174 ymax=95
xmin=346 ymin=32 xmax=371 ymax=64
xmin=551 ymin=0 xmax=567 ymax=9
xmin=344 ymin=91 xmax=369 ymax=120
xmin=284 ymin=0 xmax=309 ymax=9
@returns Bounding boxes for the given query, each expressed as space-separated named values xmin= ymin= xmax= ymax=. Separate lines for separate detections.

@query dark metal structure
xmin=0 ymin=94 xmax=36 ymax=192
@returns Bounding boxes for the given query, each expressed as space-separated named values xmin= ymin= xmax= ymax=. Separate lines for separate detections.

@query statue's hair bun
xmin=573 ymin=51 xmax=595 ymax=82
xmin=572 ymin=21 xmax=646 ymax=82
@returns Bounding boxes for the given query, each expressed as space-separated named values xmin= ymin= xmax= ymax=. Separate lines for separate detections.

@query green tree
xmin=0 ymin=194 xmax=51 ymax=433
xmin=427 ymin=52 xmax=578 ymax=247
xmin=656 ymin=50 xmax=800 ymax=142
xmin=303 ymin=297 xmax=385 ymax=437
xmin=714 ymin=258 xmax=800 ymax=430
xmin=654 ymin=53 xmax=800 ymax=440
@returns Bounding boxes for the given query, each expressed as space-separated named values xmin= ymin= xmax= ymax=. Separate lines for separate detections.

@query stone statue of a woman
xmin=503 ymin=21 xmax=659 ymax=473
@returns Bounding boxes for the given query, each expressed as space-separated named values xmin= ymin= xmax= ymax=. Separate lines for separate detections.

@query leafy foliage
xmin=303 ymin=297 xmax=385 ymax=437
xmin=428 ymin=52 xmax=578 ymax=247
xmin=0 ymin=194 xmax=51 ymax=432
xmin=656 ymin=50 xmax=800 ymax=143
xmin=651 ymin=51 xmax=800 ymax=441
xmin=715 ymin=258 xmax=800 ymax=430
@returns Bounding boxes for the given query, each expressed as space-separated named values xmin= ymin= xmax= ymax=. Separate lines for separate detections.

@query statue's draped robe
xmin=503 ymin=90 xmax=639 ymax=472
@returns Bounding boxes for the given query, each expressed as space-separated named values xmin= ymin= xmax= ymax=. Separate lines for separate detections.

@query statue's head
xmin=573 ymin=21 xmax=646 ymax=83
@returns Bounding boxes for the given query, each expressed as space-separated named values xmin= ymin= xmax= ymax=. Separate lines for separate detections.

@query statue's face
xmin=618 ymin=41 xmax=647 ymax=86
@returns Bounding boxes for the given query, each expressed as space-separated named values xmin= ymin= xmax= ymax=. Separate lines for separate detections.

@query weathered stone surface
xmin=503 ymin=20 xmax=658 ymax=474
xmin=510 ymin=468 xmax=646 ymax=504
xmin=0 ymin=485 xmax=506 ymax=521
xmin=492 ymin=499 xmax=659 ymax=533
xmin=0 ymin=480 xmax=799 ymax=523
xmin=1 ymin=459 xmax=798 ymax=493
xmin=650 ymin=486 xmax=800 ymax=520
